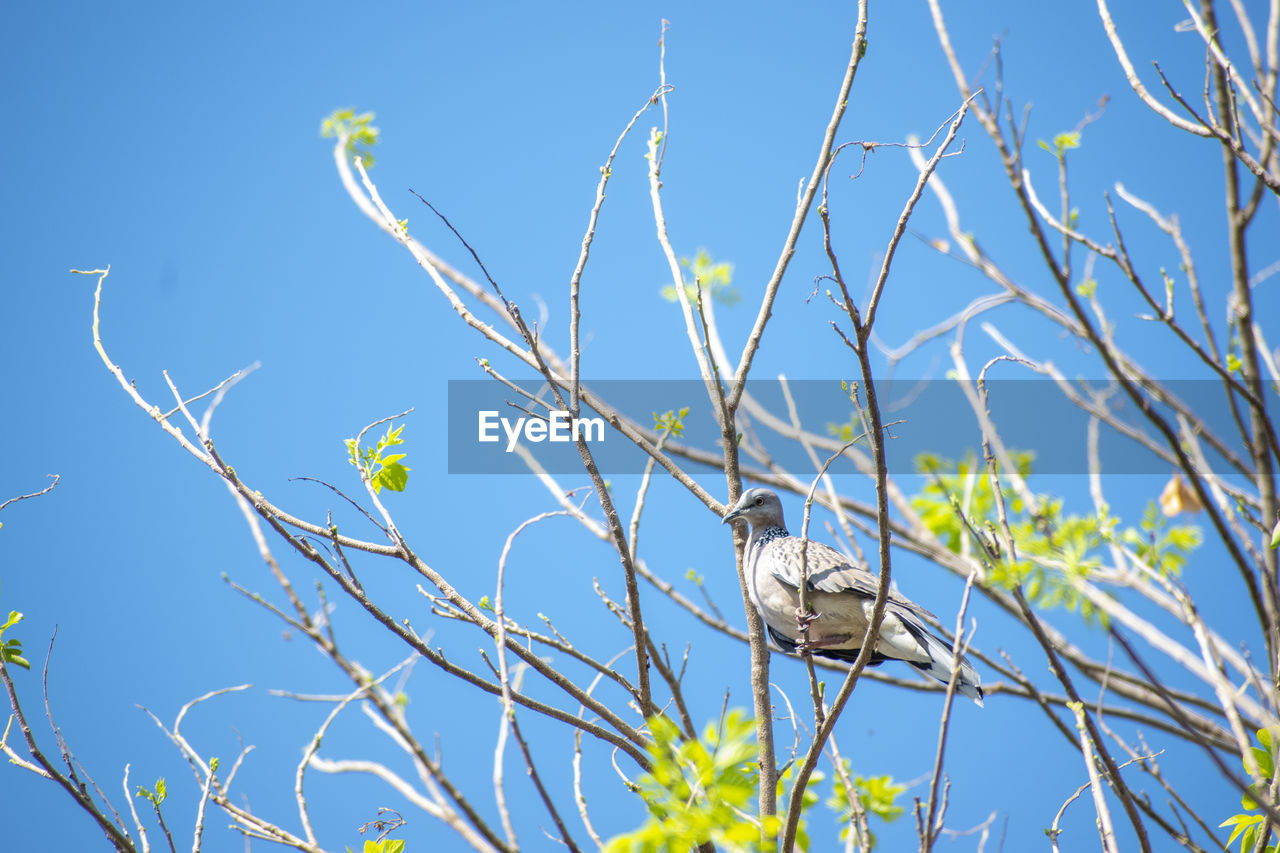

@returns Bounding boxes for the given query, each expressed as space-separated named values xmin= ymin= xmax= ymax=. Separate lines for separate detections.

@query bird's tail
xmin=912 ymin=628 xmax=984 ymax=707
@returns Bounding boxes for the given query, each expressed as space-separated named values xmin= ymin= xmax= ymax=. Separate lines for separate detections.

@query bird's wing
xmin=761 ymin=537 xmax=938 ymax=621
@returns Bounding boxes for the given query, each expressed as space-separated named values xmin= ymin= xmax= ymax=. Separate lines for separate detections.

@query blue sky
xmin=3 ymin=1 xmax=1274 ymax=851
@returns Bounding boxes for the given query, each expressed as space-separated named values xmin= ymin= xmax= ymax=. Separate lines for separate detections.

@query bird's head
xmin=722 ymin=487 xmax=786 ymax=529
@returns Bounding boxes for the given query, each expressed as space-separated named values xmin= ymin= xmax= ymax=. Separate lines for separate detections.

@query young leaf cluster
xmin=911 ymin=453 xmax=1201 ymax=624
xmin=1122 ymin=501 xmax=1202 ymax=577
xmin=348 ymin=841 xmax=406 ymax=853
xmin=827 ymin=763 xmax=906 ymax=850
xmin=321 ymin=108 xmax=381 ymax=167
xmin=1219 ymin=728 xmax=1280 ymax=853
xmin=653 ymin=407 xmax=690 ymax=439
xmin=135 ymin=778 xmax=167 ymax=806
xmin=0 ymin=609 xmax=29 ymax=670
xmin=826 ymin=381 xmax=870 ymax=443
xmin=345 ymin=424 xmax=411 ymax=494
xmin=1038 ymin=129 xmax=1082 ymax=161
xmin=607 ymin=711 xmax=779 ymax=852
xmin=826 ymin=419 xmax=866 ymax=445
xmin=660 ymin=249 xmax=740 ymax=306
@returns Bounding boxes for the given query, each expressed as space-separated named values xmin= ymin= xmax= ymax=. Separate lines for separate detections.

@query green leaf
xmin=659 ymin=249 xmax=740 ymax=306
xmin=827 ymin=421 xmax=856 ymax=443
xmin=1253 ymin=746 xmax=1274 ymax=778
xmin=1251 ymin=727 xmax=1278 ymax=777
xmin=1221 ymin=812 xmax=1266 ymax=849
xmin=1269 ymin=518 xmax=1280 ymax=550
xmin=375 ymin=462 xmax=411 ymax=493
xmin=2 ymin=638 xmax=29 ymax=670
xmin=1038 ymin=131 xmax=1081 ymax=159
xmin=321 ymin=108 xmax=381 ymax=167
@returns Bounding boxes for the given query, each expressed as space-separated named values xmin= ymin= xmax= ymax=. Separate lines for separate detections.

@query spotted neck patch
xmin=751 ymin=525 xmax=790 ymax=549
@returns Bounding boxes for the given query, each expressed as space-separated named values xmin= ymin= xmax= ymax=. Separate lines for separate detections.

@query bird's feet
xmin=794 ymin=607 xmax=821 ymax=656
xmin=795 ymin=606 xmax=820 ymax=631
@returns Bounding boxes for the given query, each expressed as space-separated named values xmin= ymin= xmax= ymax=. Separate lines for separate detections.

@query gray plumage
xmin=723 ymin=488 xmax=983 ymax=706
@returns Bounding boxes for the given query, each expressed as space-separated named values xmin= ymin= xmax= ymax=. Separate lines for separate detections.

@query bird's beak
xmin=722 ymin=506 xmax=744 ymax=525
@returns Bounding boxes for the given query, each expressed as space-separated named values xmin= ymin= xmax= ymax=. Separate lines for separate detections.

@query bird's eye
xmin=754 ymin=497 xmax=763 ymax=505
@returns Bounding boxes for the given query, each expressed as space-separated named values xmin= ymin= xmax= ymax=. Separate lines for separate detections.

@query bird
xmin=722 ymin=487 xmax=983 ymax=706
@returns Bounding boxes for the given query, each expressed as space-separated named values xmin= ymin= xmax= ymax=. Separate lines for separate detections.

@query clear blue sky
xmin=3 ymin=1 xmax=1272 ymax=851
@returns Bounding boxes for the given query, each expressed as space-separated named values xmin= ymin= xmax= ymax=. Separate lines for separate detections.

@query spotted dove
xmin=723 ymin=487 xmax=983 ymax=705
